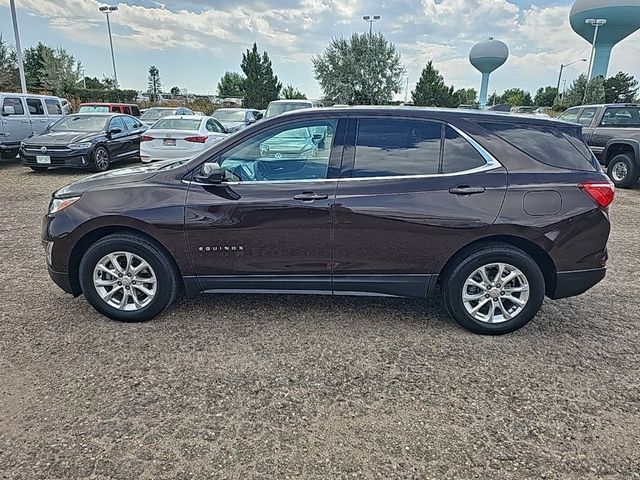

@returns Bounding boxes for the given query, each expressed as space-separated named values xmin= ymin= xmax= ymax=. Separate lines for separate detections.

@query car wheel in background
xmin=79 ymin=233 xmax=179 ymax=322
xmin=0 ymin=148 xmax=19 ymax=159
xmin=442 ymin=243 xmax=545 ymax=335
xmin=607 ymin=154 xmax=639 ymax=189
xmin=92 ymin=146 xmax=110 ymax=172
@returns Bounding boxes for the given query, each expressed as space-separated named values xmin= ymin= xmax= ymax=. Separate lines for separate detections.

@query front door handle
xmin=293 ymin=192 xmax=329 ymax=201
xmin=449 ymin=186 xmax=486 ymax=195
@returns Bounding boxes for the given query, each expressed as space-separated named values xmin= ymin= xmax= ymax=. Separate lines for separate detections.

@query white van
xmin=0 ymin=93 xmax=65 ymax=159
xmin=264 ymin=99 xmax=324 ymax=119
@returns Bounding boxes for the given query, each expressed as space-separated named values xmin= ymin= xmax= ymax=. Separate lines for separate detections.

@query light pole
xmin=9 ymin=0 xmax=27 ymax=93
xmin=555 ymin=58 xmax=587 ymax=105
xmin=99 ymin=5 xmax=119 ymax=86
xmin=585 ymin=18 xmax=607 ymax=81
xmin=362 ymin=15 xmax=380 ymax=105
xmin=362 ymin=15 xmax=380 ymax=35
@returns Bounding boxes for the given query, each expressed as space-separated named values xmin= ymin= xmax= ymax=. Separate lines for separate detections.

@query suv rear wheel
xmin=0 ymin=148 xmax=18 ymax=159
xmin=607 ymin=153 xmax=639 ymax=189
xmin=442 ymin=244 xmax=545 ymax=335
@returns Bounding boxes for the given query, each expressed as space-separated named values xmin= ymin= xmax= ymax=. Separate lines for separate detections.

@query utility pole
xmin=362 ymin=15 xmax=380 ymax=105
xmin=9 ymin=0 xmax=27 ymax=93
xmin=99 ymin=5 xmax=119 ymax=86
xmin=554 ymin=58 xmax=586 ymax=105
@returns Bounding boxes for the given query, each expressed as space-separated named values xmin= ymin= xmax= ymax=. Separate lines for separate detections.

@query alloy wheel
xmin=95 ymin=148 xmax=109 ymax=171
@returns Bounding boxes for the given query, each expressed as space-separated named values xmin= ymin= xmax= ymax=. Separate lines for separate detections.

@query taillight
xmin=184 ymin=136 xmax=208 ymax=143
xmin=579 ymin=180 xmax=615 ymax=209
xmin=140 ymin=135 xmax=154 ymax=142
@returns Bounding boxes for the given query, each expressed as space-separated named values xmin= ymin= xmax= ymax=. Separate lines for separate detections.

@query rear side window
xmin=354 ymin=118 xmax=442 ymax=177
xmin=3 ymin=97 xmax=24 ymax=115
xmin=479 ymin=121 xmax=598 ymax=171
xmin=442 ymin=126 xmax=486 ymax=174
xmin=600 ymin=107 xmax=640 ymax=127
xmin=131 ymin=106 xmax=141 ymax=116
xmin=26 ymin=98 xmax=45 ymax=115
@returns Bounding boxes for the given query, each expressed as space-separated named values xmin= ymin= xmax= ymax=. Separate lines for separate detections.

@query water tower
xmin=570 ymin=0 xmax=640 ymax=80
xmin=469 ymin=38 xmax=509 ymax=109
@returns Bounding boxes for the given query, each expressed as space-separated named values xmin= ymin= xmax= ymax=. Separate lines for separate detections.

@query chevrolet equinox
xmin=43 ymin=107 xmax=614 ymax=334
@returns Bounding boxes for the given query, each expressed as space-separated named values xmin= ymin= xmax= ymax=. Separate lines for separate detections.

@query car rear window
xmin=79 ymin=105 xmax=110 ymax=113
xmin=477 ymin=121 xmax=599 ymax=171
xmin=152 ymin=118 xmax=202 ymax=130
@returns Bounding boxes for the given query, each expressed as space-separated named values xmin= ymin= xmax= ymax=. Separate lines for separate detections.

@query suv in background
xmin=78 ymin=103 xmax=141 ymax=117
xmin=42 ymin=107 xmax=613 ymax=335
xmin=264 ymin=99 xmax=323 ymax=118
xmin=558 ymin=104 xmax=640 ymax=188
xmin=0 ymin=93 xmax=65 ymax=159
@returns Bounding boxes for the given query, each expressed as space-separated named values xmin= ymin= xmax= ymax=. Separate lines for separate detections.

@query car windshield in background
xmin=50 ymin=115 xmax=107 ymax=132
xmin=78 ymin=106 xmax=109 ymax=113
xmin=213 ymin=110 xmax=246 ymax=122
xmin=140 ymin=109 xmax=174 ymax=121
xmin=265 ymin=102 xmax=311 ymax=117
xmin=152 ymin=118 xmax=202 ymax=130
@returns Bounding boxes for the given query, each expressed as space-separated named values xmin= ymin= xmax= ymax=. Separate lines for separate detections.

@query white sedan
xmin=140 ymin=115 xmax=228 ymax=163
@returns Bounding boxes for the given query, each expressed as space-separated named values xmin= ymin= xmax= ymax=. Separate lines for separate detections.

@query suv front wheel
xmin=607 ymin=153 xmax=639 ymax=189
xmin=442 ymin=244 xmax=545 ymax=335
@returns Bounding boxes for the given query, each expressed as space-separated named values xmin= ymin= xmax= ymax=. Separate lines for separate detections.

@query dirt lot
xmin=0 ymin=159 xmax=639 ymax=480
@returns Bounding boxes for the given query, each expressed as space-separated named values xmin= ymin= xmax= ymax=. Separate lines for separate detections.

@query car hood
xmin=54 ymin=159 xmax=181 ymax=198
xmin=26 ymin=131 xmax=97 ymax=146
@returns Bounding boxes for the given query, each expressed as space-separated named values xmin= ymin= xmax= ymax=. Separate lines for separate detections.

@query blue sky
xmin=1 ymin=0 xmax=639 ymax=99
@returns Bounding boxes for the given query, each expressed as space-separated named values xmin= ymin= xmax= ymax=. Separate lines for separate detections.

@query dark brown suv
xmin=43 ymin=107 xmax=614 ymax=334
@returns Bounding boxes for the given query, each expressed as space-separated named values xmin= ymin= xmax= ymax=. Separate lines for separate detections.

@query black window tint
xmin=354 ymin=118 xmax=441 ymax=177
xmin=558 ymin=108 xmax=579 ymax=123
xmin=577 ymin=107 xmax=597 ymax=127
xmin=26 ymin=98 xmax=45 ymax=115
xmin=206 ymin=119 xmax=223 ymax=133
xmin=442 ymin=126 xmax=486 ymax=173
xmin=561 ymin=128 xmax=600 ymax=170
xmin=3 ymin=97 xmax=24 ymax=115
xmin=600 ymin=107 xmax=640 ymax=127
xmin=131 ymin=106 xmax=140 ymax=116
xmin=479 ymin=121 xmax=597 ymax=171
xmin=121 ymin=116 xmax=138 ymax=130
xmin=44 ymin=99 xmax=62 ymax=115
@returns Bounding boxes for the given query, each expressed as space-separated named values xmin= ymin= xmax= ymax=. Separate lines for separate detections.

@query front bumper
xmin=20 ymin=147 xmax=93 ymax=168
xmin=47 ymin=266 xmax=76 ymax=295
xmin=549 ymin=267 xmax=606 ymax=299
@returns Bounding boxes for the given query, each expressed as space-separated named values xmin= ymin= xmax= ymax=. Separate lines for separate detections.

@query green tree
xmin=0 ymin=34 xmax=19 ymax=91
xmin=454 ymin=87 xmax=477 ymax=106
xmin=217 ymin=71 xmax=245 ymax=98
xmin=534 ymin=86 xmax=558 ymax=107
xmin=241 ymin=44 xmax=281 ymax=109
xmin=39 ymin=47 xmax=82 ymax=96
xmin=561 ymin=74 xmax=588 ymax=107
xmin=412 ymin=60 xmax=457 ymax=107
xmin=584 ymin=75 xmax=605 ymax=104
xmin=101 ymin=76 xmax=117 ymax=90
xmin=147 ymin=65 xmax=161 ymax=102
xmin=313 ymin=33 xmax=404 ymax=105
xmin=281 ymin=84 xmax=306 ymax=99
xmin=24 ymin=42 xmax=54 ymax=89
xmin=604 ymin=71 xmax=638 ymax=103
xmin=499 ymin=88 xmax=533 ymax=106
xmin=84 ymin=76 xmax=105 ymax=89
xmin=170 ymin=86 xmax=180 ymax=96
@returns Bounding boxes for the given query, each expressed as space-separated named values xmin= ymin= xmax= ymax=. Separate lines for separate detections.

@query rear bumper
xmin=549 ymin=267 xmax=606 ymax=299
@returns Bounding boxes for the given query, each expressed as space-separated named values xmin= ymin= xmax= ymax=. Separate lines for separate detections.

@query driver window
xmin=219 ymin=119 xmax=337 ymax=182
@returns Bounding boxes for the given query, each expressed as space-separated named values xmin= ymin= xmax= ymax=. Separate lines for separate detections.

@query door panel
xmin=2 ymin=97 xmax=32 ymax=143
xmin=26 ymin=98 xmax=50 ymax=133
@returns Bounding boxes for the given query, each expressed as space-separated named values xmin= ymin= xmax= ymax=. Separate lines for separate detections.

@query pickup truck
xmin=558 ymin=104 xmax=640 ymax=188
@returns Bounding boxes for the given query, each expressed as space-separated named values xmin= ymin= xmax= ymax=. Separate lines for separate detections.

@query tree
xmin=241 ymin=44 xmax=281 ymax=109
xmin=84 ymin=76 xmax=105 ymax=89
xmin=412 ymin=61 xmax=458 ymax=107
xmin=534 ymin=86 xmax=558 ymax=107
xmin=101 ymin=76 xmax=117 ymax=90
xmin=499 ymin=88 xmax=533 ymax=106
xmin=39 ymin=47 xmax=82 ymax=96
xmin=562 ymin=74 xmax=588 ymax=107
xmin=217 ymin=71 xmax=245 ymax=98
xmin=147 ymin=65 xmax=161 ymax=102
xmin=584 ymin=75 xmax=605 ymax=104
xmin=0 ymin=34 xmax=19 ymax=91
xmin=170 ymin=86 xmax=180 ymax=95
xmin=454 ymin=88 xmax=477 ymax=106
xmin=24 ymin=42 xmax=54 ymax=89
xmin=282 ymin=84 xmax=306 ymax=99
xmin=604 ymin=71 xmax=638 ymax=103
xmin=313 ymin=33 xmax=405 ymax=105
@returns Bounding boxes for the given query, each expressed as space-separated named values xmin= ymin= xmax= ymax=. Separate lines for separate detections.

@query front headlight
xmin=49 ymin=196 xmax=81 ymax=214
xmin=68 ymin=142 xmax=92 ymax=150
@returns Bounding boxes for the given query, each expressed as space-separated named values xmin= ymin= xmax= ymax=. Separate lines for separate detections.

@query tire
xmin=29 ymin=166 xmax=49 ymax=172
xmin=607 ymin=154 xmax=639 ymax=189
xmin=442 ymin=243 xmax=545 ymax=335
xmin=91 ymin=146 xmax=110 ymax=172
xmin=78 ymin=233 xmax=179 ymax=322
xmin=0 ymin=148 xmax=19 ymax=159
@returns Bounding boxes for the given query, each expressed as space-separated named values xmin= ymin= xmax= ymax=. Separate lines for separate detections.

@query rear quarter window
xmin=477 ymin=121 xmax=598 ymax=171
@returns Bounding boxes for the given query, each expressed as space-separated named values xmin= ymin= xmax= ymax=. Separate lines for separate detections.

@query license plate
xmin=163 ymin=139 xmax=176 ymax=146
xmin=36 ymin=155 xmax=51 ymax=164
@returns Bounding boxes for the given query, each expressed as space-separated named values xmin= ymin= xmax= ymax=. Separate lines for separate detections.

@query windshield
xmin=140 ymin=109 xmax=174 ymax=121
xmin=213 ymin=110 xmax=246 ymax=122
xmin=50 ymin=115 xmax=107 ymax=132
xmin=151 ymin=118 xmax=202 ymax=130
xmin=265 ymin=102 xmax=312 ymax=118
xmin=78 ymin=105 xmax=109 ymax=113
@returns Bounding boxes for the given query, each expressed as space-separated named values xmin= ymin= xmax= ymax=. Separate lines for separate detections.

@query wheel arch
xmin=604 ymin=140 xmax=640 ymax=166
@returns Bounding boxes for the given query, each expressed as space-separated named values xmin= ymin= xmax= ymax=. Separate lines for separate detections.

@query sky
xmin=1 ymin=0 xmax=639 ymax=100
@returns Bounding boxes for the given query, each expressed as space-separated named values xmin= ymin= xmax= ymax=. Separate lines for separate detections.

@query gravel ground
xmin=0 ymin=158 xmax=639 ymax=480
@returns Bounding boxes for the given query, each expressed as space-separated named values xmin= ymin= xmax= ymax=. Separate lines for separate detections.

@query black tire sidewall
xmin=92 ymin=146 xmax=110 ymax=172
xmin=444 ymin=248 xmax=545 ymax=335
xmin=607 ymin=154 xmax=638 ymax=189
xmin=1 ymin=149 xmax=18 ymax=159
xmin=79 ymin=236 xmax=176 ymax=322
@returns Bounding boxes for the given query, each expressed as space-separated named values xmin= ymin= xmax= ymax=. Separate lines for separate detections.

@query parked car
xmin=20 ymin=113 xmax=147 ymax=172
xmin=140 ymin=115 xmax=227 ymax=163
xmin=140 ymin=107 xmax=194 ymax=126
xmin=0 ymin=93 xmax=65 ymax=159
xmin=558 ymin=103 xmax=640 ymax=188
xmin=42 ymin=107 xmax=614 ymax=334
xmin=78 ymin=103 xmax=141 ymax=117
xmin=212 ymin=108 xmax=262 ymax=133
xmin=264 ymin=99 xmax=323 ymax=118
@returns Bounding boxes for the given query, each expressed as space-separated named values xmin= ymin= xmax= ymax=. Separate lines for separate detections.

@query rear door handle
xmin=449 ymin=186 xmax=486 ymax=195
xmin=293 ymin=192 xmax=329 ymax=201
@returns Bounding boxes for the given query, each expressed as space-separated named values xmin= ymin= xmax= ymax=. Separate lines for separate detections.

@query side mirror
xmin=195 ymin=162 xmax=223 ymax=184
xmin=108 ymin=127 xmax=122 ymax=136
xmin=2 ymin=105 xmax=16 ymax=116
xmin=312 ymin=133 xmax=323 ymax=142
xmin=255 ymin=113 xmax=264 ymax=120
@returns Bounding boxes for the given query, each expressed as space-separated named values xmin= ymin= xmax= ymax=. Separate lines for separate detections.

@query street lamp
xmin=9 ymin=0 xmax=27 ymax=93
xmin=585 ymin=18 xmax=607 ymax=81
xmin=555 ymin=58 xmax=587 ymax=104
xmin=99 ymin=5 xmax=119 ymax=86
xmin=362 ymin=15 xmax=380 ymax=35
